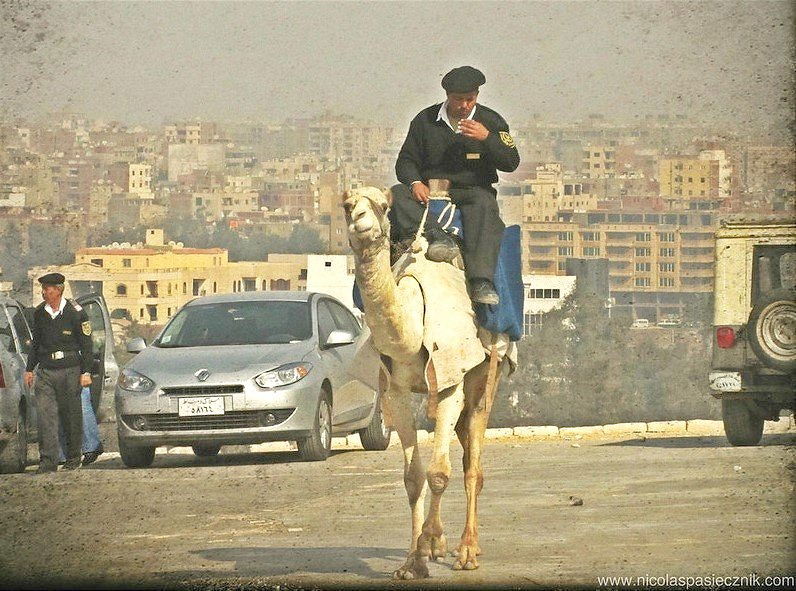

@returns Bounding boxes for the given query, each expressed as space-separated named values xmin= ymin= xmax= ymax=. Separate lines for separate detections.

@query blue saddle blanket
xmin=475 ymin=224 xmax=524 ymax=342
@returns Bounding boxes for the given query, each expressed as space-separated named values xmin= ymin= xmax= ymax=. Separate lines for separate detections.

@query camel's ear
xmin=342 ymin=190 xmax=349 ymax=202
xmin=383 ymin=186 xmax=393 ymax=206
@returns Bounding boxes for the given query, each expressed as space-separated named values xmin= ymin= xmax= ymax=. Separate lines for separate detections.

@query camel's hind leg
xmin=453 ymin=357 xmax=503 ymax=571
xmin=382 ymin=364 xmax=429 ymax=580
xmin=413 ymin=382 xmax=465 ymax=564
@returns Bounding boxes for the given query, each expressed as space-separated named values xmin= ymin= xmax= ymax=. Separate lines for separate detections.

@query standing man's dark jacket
xmin=396 ymin=103 xmax=520 ymax=191
xmin=26 ymin=300 xmax=93 ymax=373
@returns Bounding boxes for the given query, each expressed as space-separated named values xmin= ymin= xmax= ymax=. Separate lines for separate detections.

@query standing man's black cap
xmin=38 ymin=272 xmax=65 ymax=286
xmin=441 ymin=66 xmax=486 ymax=93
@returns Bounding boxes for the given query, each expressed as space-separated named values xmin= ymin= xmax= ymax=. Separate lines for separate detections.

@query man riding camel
xmin=389 ymin=65 xmax=520 ymax=305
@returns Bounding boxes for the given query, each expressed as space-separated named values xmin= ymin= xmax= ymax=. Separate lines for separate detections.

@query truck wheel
xmin=118 ymin=436 xmax=156 ymax=468
xmin=0 ymin=413 xmax=28 ymax=474
xmin=722 ymin=399 xmax=764 ymax=446
xmin=748 ymin=288 xmax=796 ymax=373
xmin=192 ymin=444 xmax=221 ymax=457
xmin=358 ymin=401 xmax=391 ymax=451
xmin=297 ymin=392 xmax=332 ymax=461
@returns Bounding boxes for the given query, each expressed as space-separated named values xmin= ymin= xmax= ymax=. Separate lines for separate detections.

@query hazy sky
xmin=2 ymin=0 xmax=793 ymax=134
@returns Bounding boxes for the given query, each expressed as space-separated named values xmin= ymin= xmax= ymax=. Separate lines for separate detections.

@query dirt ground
xmin=0 ymin=431 xmax=794 ymax=590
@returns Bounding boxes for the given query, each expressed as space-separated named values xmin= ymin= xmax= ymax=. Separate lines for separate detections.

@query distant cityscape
xmin=0 ymin=111 xmax=793 ymax=332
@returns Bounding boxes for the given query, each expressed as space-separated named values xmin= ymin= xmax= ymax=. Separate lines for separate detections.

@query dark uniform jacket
xmin=26 ymin=300 xmax=93 ymax=373
xmin=396 ymin=103 xmax=520 ymax=190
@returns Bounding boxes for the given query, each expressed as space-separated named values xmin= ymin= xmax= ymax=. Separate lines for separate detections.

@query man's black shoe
xmin=82 ymin=443 xmax=104 ymax=465
xmin=425 ymin=228 xmax=460 ymax=263
xmin=470 ymin=279 xmax=500 ymax=306
xmin=36 ymin=464 xmax=57 ymax=474
xmin=62 ymin=458 xmax=81 ymax=471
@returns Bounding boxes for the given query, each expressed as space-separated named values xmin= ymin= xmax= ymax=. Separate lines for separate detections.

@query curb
xmin=97 ymin=416 xmax=795 ymax=458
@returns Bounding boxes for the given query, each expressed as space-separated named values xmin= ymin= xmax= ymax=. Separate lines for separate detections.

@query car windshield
xmin=155 ymin=300 xmax=312 ymax=347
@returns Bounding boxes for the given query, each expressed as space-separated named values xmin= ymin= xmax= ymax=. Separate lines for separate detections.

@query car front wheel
xmin=722 ymin=399 xmax=764 ymax=446
xmin=0 ymin=413 xmax=28 ymax=474
xmin=297 ymin=393 xmax=332 ymax=462
xmin=118 ymin=436 xmax=156 ymax=468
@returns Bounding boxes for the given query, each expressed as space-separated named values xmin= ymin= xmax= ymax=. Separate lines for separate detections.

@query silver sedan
xmin=115 ymin=291 xmax=389 ymax=467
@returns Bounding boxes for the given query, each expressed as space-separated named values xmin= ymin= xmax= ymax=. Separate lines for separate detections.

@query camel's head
xmin=342 ymin=186 xmax=391 ymax=253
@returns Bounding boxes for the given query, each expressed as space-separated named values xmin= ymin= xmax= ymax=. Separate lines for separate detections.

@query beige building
xmin=30 ymin=230 xmax=309 ymax=325
xmin=109 ymin=162 xmax=152 ymax=196
xmin=167 ymin=144 xmax=225 ymax=182
xmin=582 ymin=145 xmax=617 ymax=179
xmin=522 ymin=210 xmax=716 ymax=319
xmin=659 ymin=154 xmax=725 ymax=208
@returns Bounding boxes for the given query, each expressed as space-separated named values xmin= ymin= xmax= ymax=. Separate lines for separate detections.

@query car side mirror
xmin=324 ymin=330 xmax=355 ymax=348
xmin=126 ymin=337 xmax=147 ymax=354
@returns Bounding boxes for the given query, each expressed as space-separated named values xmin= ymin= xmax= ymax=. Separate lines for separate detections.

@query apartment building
xmin=30 ymin=230 xmax=308 ymax=325
xmin=108 ymin=162 xmax=152 ymax=195
xmin=521 ymin=209 xmax=716 ymax=320
xmin=658 ymin=150 xmax=734 ymax=209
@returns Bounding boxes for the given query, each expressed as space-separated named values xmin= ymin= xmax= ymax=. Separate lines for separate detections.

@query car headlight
xmin=118 ymin=368 xmax=155 ymax=392
xmin=255 ymin=362 xmax=312 ymax=388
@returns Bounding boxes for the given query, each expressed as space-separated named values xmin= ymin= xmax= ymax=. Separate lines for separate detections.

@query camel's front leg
xmin=382 ymin=367 xmax=429 ymax=580
xmin=453 ymin=360 xmax=503 ymax=571
xmin=415 ymin=382 xmax=465 ymax=566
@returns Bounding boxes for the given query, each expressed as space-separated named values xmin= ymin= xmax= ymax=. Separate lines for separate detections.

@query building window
xmin=659 ymin=232 xmax=676 ymax=242
xmin=635 ymin=232 xmax=651 ymax=241
xmin=558 ymin=246 xmax=573 ymax=256
xmin=90 ymin=258 xmax=103 ymax=267
xmin=634 ymin=278 xmax=651 ymax=287
xmin=583 ymin=247 xmax=600 ymax=256
xmin=659 ymin=263 xmax=675 ymax=272
xmin=659 ymin=277 xmax=675 ymax=287
xmin=660 ymin=248 xmax=676 ymax=257
xmin=182 ymin=283 xmax=187 ymax=294
xmin=581 ymin=231 xmax=599 ymax=241
xmin=557 ymin=231 xmax=573 ymax=241
xmin=557 ymin=261 xmax=566 ymax=272
xmin=635 ymin=262 xmax=651 ymax=272
xmin=635 ymin=247 xmax=651 ymax=257
xmin=122 ymin=258 xmax=131 ymax=268
xmin=523 ymin=313 xmax=544 ymax=335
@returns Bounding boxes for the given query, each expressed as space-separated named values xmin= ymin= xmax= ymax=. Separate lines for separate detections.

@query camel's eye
xmin=342 ymin=201 xmax=353 ymax=214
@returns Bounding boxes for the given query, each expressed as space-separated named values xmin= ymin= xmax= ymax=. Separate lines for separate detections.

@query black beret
xmin=38 ymin=272 xmax=65 ymax=285
xmin=441 ymin=66 xmax=486 ymax=93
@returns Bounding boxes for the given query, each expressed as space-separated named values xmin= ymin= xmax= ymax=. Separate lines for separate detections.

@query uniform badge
xmin=499 ymin=131 xmax=515 ymax=148
xmin=82 ymin=321 xmax=92 ymax=336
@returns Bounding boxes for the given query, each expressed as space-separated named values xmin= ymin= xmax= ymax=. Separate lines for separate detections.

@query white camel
xmin=343 ymin=185 xmax=512 ymax=579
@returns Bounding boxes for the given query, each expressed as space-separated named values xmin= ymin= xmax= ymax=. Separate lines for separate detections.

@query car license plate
xmin=178 ymin=396 xmax=225 ymax=417
xmin=709 ymin=372 xmax=742 ymax=392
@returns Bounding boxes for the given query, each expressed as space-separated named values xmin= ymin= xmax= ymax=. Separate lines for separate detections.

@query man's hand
xmin=24 ymin=371 xmax=34 ymax=388
xmin=80 ymin=373 xmax=92 ymax=387
xmin=459 ymin=120 xmax=489 ymax=141
xmin=411 ymin=181 xmax=430 ymax=204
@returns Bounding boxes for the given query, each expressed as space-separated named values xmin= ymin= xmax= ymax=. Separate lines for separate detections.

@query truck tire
xmin=0 ymin=413 xmax=28 ymax=474
xmin=748 ymin=288 xmax=796 ymax=373
xmin=722 ymin=399 xmax=764 ymax=446
xmin=358 ymin=401 xmax=391 ymax=451
xmin=297 ymin=392 xmax=332 ymax=462
xmin=118 ymin=436 xmax=156 ymax=468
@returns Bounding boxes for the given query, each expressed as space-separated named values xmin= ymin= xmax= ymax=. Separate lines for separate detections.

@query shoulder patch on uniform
xmin=499 ymin=131 xmax=515 ymax=148
xmin=82 ymin=321 xmax=92 ymax=336
xmin=70 ymin=300 xmax=82 ymax=312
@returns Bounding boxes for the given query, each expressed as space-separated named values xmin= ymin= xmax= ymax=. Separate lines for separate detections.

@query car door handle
xmin=104 ymin=375 xmax=113 ymax=385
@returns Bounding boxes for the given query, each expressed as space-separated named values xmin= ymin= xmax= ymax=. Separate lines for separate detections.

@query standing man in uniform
xmin=390 ymin=65 xmax=520 ymax=305
xmin=23 ymin=273 xmax=92 ymax=473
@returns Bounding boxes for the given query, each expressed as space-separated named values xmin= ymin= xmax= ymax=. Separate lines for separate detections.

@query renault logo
xmin=194 ymin=369 xmax=210 ymax=382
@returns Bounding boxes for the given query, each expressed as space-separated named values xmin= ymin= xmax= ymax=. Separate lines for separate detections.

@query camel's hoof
xmin=451 ymin=544 xmax=482 ymax=557
xmin=430 ymin=534 xmax=447 ymax=561
xmin=452 ymin=546 xmax=480 ymax=571
xmin=393 ymin=553 xmax=429 ymax=579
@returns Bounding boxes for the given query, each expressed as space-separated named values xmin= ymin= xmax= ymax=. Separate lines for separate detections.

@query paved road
xmin=0 ymin=433 xmax=793 ymax=590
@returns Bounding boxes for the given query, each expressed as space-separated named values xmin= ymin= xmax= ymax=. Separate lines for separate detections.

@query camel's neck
xmin=354 ymin=240 xmax=423 ymax=359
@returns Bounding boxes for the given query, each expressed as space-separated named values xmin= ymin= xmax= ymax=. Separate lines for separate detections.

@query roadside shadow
xmin=84 ymin=449 xmax=351 ymax=470
xmin=600 ymin=433 xmax=795 ymax=448
xmin=187 ymin=545 xmax=404 ymax=579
